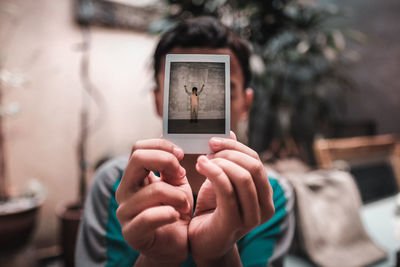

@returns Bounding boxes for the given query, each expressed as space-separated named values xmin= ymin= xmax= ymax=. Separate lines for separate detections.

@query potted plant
xmin=0 ymin=2 xmax=46 ymax=262
xmin=0 ymin=62 xmax=46 ymax=266
xmin=0 ymin=69 xmax=45 ymax=264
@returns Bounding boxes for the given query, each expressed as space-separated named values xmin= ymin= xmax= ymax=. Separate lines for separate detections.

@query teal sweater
xmin=75 ymin=157 xmax=295 ymax=267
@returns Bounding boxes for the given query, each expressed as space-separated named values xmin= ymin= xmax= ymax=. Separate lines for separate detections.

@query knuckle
xmin=121 ymin=224 xmax=133 ymax=244
xmin=252 ymin=162 xmax=265 ymax=176
xmin=255 ymin=212 xmax=262 ymax=226
xmin=176 ymin=190 xmax=186 ymax=203
xmin=239 ymin=171 xmax=253 ymax=187
xmin=165 ymin=206 xmax=177 ymax=218
xmin=157 ymin=139 xmax=174 ymax=151
xmin=244 ymin=216 xmax=258 ymax=229
xmin=219 ymin=150 xmax=230 ymax=157
xmin=212 ymin=157 xmax=226 ymax=166
xmin=116 ymin=205 xmax=124 ymax=222
xmin=163 ymin=155 xmax=179 ymax=171
xmin=131 ymin=141 xmax=142 ymax=154
xmin=130 ymin=149 xmax=141 ymax=160
xmin=121 ymin=224 xmax=128 ymax=237
xmin=262 ymin=203 xmax=275 ymax=222
xmin=149 ymin=182 xmax=163 ymax=196
xmin=115 ymin=187 xmax=122 ymax=204
xmin=155 ymin=138 xmax=166 ymax=148
xmin=248 ymin=147 xmax=260 ymax=160
xmin=160 ymin=152 xmax=175 ymax=164
xmin=224 ymin=185 xmax=236 ymax=200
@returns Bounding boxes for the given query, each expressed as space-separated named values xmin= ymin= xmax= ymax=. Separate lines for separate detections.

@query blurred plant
xmin=0 ymin=1 xmax=25 ymax=201
xmin=152 ymin=0 xmax=359 ymax=163
xmin=0 ymin=1 xmax=48 ymax=205
xmin=0 ymin=68 xmax=23 ymax=201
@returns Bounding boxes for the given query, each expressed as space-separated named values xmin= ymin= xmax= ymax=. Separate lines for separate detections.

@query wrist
xmin=135 ymin=254 xmax=183 ymax=267
xmin=193 ymin=245 xmax=242 ymax=267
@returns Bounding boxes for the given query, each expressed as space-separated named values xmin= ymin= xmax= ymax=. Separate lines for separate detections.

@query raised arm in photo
xmin=184 ymin=85 xmax=190 ymax=95
xmin=199 ymin=84 xmax=205 ymax=95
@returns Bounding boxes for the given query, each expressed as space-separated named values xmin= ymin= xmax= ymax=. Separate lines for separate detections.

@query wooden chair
xmin=313 ymin=134 xmax=400 ymax=203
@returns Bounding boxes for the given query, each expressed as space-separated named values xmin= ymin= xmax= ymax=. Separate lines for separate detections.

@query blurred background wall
xmin=1 ymin=0 xmax=160 ymax=249
xmin=0 ymin=0 xmax=399 ymax=251
xmin=338 ymin=0 xmax=400 ymax=135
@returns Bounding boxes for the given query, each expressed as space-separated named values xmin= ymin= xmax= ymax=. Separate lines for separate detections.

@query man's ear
xmin=153 ymin=89 xmax=163 ymax=117
xmin=241 ymin=88 xmax=254 ymax=120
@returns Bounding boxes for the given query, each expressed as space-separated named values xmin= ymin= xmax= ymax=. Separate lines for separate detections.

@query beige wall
xmin=1 ymin=0 xmax=161 ymax=248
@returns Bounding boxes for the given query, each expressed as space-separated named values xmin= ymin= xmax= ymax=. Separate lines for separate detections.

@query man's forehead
xmin=156 ymin=46 xmax=245 ymax=90
xmin=158 ymin=47 xmax=237 ymax=68
xmin=168 ymin=47 xmax=234 ymax=55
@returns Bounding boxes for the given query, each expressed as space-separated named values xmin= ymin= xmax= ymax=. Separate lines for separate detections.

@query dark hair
xmin=192 ymin=87 xmax=198 ymax=91
xmin=154 ymin=16 xmax=251 ymax=88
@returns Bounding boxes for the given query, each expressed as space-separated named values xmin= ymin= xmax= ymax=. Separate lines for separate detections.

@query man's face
xmin=154 ymin=47 xmax=253 ymax=132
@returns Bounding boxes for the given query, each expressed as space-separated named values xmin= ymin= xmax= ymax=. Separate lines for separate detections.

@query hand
xmin=115 ymin=139 xmax=193 ymax=266
xmin=188 ymin=132 xmax=274 ymax=264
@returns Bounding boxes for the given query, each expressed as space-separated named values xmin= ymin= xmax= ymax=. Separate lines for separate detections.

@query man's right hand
xmin=115 ymin=139 xmax=193 ymax=266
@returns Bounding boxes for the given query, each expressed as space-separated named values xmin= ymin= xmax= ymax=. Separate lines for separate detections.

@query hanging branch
xmin=0 ymin=66 xmax=7 ymax=201
xmin=77 ymin=25 xmax=106 ymax=206
xmin=77 ymin=26 xmax=91 ymax=207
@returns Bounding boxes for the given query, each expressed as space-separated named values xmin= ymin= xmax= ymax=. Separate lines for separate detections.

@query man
xmin=184 ymin=84 xmax=204 ymax=122
xmin=76 ymin=16 xmax=294 ymax=267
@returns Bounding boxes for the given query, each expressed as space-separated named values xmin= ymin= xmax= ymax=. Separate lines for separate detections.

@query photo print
xmin=163 ymin=54 xmax=230 ymax=154
xmin=168 ymin=61 xmax=226 ymax=134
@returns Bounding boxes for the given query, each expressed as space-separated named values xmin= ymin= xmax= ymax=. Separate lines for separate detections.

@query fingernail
xmin=206 ymin=153 xmax=215 ymax=159
xmin=179 ymin=166 xmax=186 ymax=177
xmin=178 ymin=199 xmax=189 ymax=212
xmin=198 ymin=155 xmax=210 ymax=165
xmin=173 ymin=147 xmax=184 ymax=158
xmin=210 ymin=138 xmax=222 ymax=148
xmin=184 ymin=200 xmax=191 ymax=213
xmin=230 ymin=131 xmax=237 ymax=140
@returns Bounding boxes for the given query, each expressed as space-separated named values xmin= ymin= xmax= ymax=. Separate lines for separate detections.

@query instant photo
xmin=163 ymin=54 xmax=230 ymax=154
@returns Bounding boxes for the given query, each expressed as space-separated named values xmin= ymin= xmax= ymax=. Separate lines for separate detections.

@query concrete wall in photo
xmin=168 ymin=62 xmax=225 ymax=120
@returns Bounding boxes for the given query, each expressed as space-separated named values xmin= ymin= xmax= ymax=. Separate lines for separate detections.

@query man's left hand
xmin=188 ymin=132 xmax=275 ymax=265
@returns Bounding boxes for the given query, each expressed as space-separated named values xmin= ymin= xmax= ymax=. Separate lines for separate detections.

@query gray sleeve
xmin=268 ymin=177 xmax=296 ymax=267
xmin=75 ymin=157 xmax=128 ymax=267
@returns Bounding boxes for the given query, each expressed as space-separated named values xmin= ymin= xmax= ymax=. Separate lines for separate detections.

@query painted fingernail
xmin=173 ymin=147 xmax=184 ymax=158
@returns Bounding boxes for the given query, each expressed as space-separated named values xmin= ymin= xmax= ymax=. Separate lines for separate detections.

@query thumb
xmin=230 ymin=131 xmax=237 ymax=141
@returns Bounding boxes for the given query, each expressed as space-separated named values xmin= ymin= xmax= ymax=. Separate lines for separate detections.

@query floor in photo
xmin=168 ymin=119 xmax=225 ymax=134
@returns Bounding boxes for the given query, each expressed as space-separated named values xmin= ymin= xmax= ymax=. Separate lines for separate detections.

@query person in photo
xmin=184 ymin=84 xmax=204 ymax=122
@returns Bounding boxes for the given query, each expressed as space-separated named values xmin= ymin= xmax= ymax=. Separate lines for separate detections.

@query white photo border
xmin=163 ymin=54 xmax=231 ymax=154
